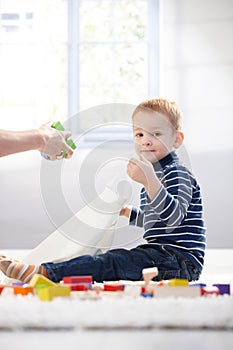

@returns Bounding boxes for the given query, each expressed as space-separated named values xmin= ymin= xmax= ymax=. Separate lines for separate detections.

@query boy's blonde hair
xmin=132 ymin=98 xmax=183 ymax=131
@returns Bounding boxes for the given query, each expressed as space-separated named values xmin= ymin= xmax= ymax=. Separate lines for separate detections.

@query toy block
xmin=51 ymin=121 xmax=65 ymax=131
xmin=69 ymin=283 xmax=89 ymax=291
xmin=13 ymin=286 xmax=34 ymax=296
xmin=91 ymin=282 xmax=104 ymax=292
xmin=141 ymin=292 xmax=154 ymax=298
xmin=0 ymin=285 xmax=5 ymax=294
xmin=141 ymin=285 xmax=154 ymax=297
xmin=142 ymin=267 xmax=158 ymax=292
xmin=189 ymin=283 xmax=206 ymax=287
xmin=153 ymin=285 xmax=201 ymax=298
xmin=168 ymin=279 xmax=189 ymax=286
xmin=0 ymin=286 xmax=14 ymax=296
xmin=103 ymin=283 xmax=124 ymax=292
xmin=213 ymin=284 xmax=230 ymax=295
xmin=201 ymin=286 xmax=220 ymax=296
xmin=37 ymin=286 xmax=70 ymax=301
xmin=12 ymin=282 xmax=25 ymax=286
xmin=29 ymin=274 xmax=57 ymax=289
xmin=62 ymin=276 xmax=93 ymax=284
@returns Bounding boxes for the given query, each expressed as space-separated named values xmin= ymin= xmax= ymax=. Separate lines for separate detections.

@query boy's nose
xmin=142 ymin=135 xmax=152 ymax=146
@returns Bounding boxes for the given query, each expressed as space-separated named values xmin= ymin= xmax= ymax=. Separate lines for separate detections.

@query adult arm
xmin=0 ymin=123 xmax=73 ymax=160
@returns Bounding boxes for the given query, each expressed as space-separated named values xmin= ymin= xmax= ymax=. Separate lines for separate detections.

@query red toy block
xmin=201 ymin=286 xmax=220 ymax=296
xmin=141 ymin=286 xmax=154 ymax=297
xmin=141 ymin=286 xmax=153 ymax=295
xmin=104 ymin=283 xmax=124 ymax=292
xmin=69 ymin=283 xmax=89 ymax=291
xmin=62 ymin=276 xmax=93 ymax=284
xmin=0 ymin=285 xmax=5 ymax=294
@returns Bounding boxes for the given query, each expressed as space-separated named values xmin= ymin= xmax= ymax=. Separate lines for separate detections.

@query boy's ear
xmin=173 ymin=131 xmax=184 ymax=149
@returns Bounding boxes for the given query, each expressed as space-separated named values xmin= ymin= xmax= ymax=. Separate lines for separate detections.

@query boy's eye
xmin=152 ymin=132 xmax=161 ymax=137
xmin=135 ymin=133 xmax=144 ymax=138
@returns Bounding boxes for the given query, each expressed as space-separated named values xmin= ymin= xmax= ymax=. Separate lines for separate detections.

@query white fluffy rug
xmin=0 ymin=294 xmax=232 ymax=331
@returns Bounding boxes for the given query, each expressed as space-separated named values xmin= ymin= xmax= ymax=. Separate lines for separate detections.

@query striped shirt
xmin=129 ymin=151 xmax=206 ymax=273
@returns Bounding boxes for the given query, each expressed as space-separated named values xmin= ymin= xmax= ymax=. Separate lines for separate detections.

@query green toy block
xmin=51 ymin=121 xmax=65 ymax=131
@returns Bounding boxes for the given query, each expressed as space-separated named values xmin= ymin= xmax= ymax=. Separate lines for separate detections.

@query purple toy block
xmin=213 ymin=284 xmax=230 ymax=295
xmin=12 ymin=282 xmax=25 ymax=286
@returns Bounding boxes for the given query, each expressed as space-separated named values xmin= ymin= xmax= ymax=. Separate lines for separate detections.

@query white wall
xmin=159 ymin=0 xmax=233 ymax=248
xmin=160 ymin=0 xmax=233 ymax=151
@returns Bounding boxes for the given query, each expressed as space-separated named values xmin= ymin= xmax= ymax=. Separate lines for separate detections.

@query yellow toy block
xmin=168 ymin=278 xmax=189 ymax=286
xmin=29 ymin=274 xmax=57 ymax=289
xmin=37 ymin=286 xmax=70 ymax=301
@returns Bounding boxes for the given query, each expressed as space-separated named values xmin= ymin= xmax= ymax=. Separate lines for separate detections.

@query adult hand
xmin=38 ymin=122 xmax=74 ymax=160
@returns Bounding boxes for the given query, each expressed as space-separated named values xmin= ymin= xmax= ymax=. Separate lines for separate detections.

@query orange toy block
xmin=13 ymin=286 xmax=34 ymax=296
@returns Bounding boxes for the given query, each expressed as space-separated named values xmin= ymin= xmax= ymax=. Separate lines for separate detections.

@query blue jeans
xmin=42 ymin=244 xmax=200 ymax=283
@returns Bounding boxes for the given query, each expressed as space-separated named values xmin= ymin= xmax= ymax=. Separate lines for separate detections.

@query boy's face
xmin=133 ymin=110 xmax=183 ymax=163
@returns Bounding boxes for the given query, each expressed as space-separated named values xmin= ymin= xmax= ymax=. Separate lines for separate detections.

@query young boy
xmin=0 ymin=98 xmax=206 ymax=283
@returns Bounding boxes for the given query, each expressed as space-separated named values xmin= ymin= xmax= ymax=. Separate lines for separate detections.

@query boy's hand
xmin=119 ymin=205 xmax=132 ymax=219
xmin=127 ymin=154 xmax=155 ymax=187
xmin=127 ymin=154 xmax=162 ymax=201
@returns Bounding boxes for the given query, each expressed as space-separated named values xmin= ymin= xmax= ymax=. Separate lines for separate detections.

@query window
xmin=0 ymin=0 xmax=68 ymax=129
xmin=68 ymin=0 xmax=160 ymax=132
xmin=0 ymin=0 xmax=160 ymax=132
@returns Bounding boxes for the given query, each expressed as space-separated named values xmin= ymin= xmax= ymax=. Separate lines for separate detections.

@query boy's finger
xmin=128 ymin=157 xmax=138 ymax=166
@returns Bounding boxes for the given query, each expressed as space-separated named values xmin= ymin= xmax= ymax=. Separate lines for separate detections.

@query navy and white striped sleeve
xmin=129 ymin=206 xmax=145 ymax=227
xmin=143 ymin=166 xmax=193 ymax=227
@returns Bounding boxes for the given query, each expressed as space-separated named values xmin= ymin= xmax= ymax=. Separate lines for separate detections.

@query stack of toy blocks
xmin=0 ymin=267 xmax=231 ymax=301
xmin=29 ymin=274 xmax=70 ymax=301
